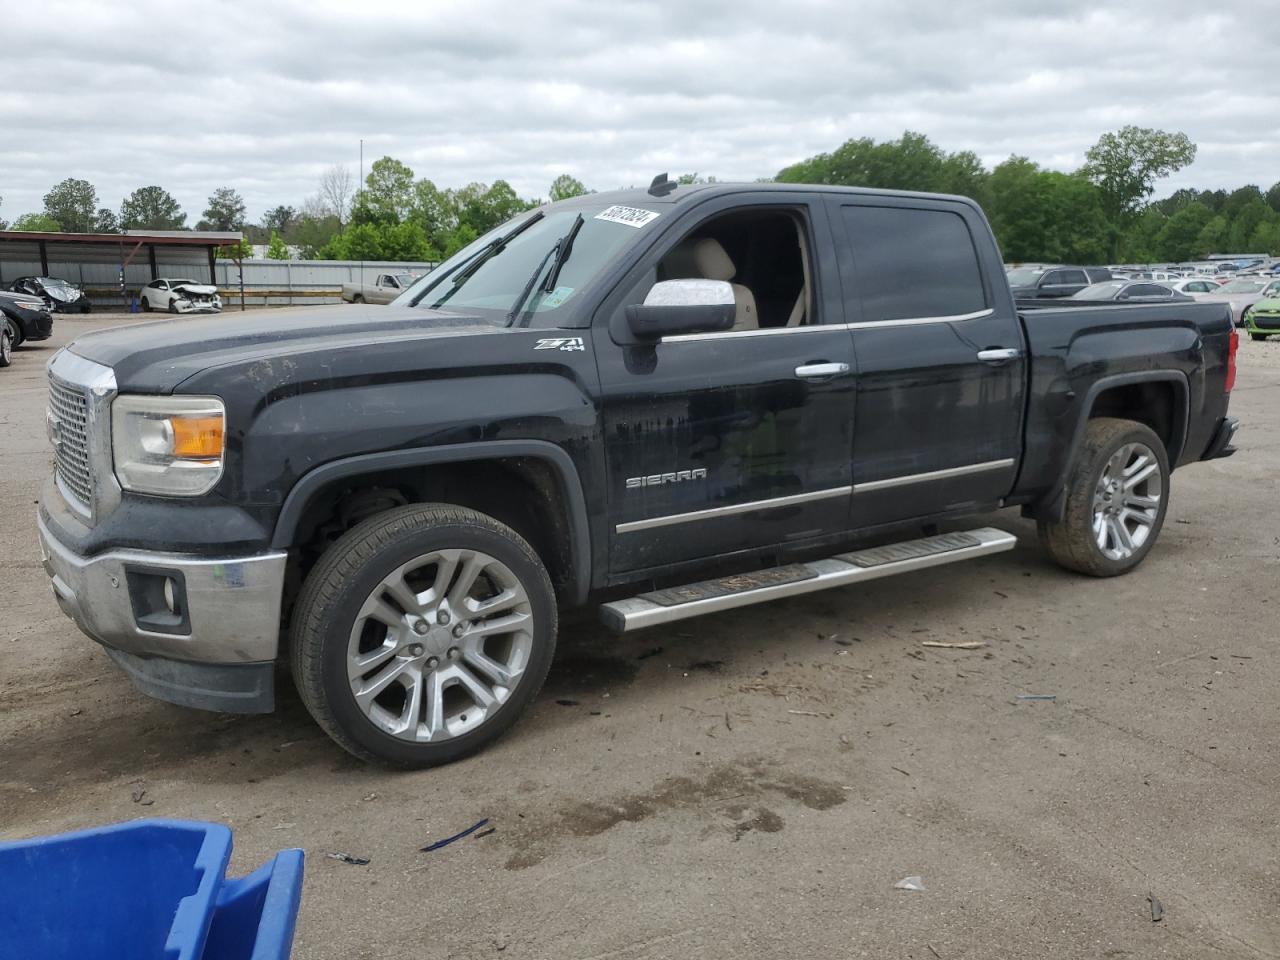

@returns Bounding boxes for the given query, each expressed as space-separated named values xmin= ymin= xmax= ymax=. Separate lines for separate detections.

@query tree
xmin=12 ymin=212 xmax=61 ymax=232
xmin=986 ymin=157 xmax=1108 ymax=264
xmin=265 ymin=231 xmax=290 ymax=260
xmin=93 ymin=208 xmax=119 ymax=233
xmin=1154 ymin=202 xmax=1212 ymax=261
xmin=202 ymin=187 xmax=247 ymax=230
xmin=262 ymin=205 xmax=296 ymax=236
xmin=293 ymin=213 xmax=343 ymax=259
xmin=549 ymin=174 xmax=588 ymax=202
xmin=442 ymin=223 xmax=478 ymax=259
xmin=120 ymin=186 xmax=186 ymax=230
xmin=1081 ymin=127 xmax=1196 ymax=259
xmin=1226 ymin=199 xmax=1275 ymax=252
xmin=1267 ymin=182 xmax=1280 ymax=215
xmin=42 ymin=177 xmax=98 ymax=232
xmin=1195 ymin=216 xmax=1229 ymax=257
xmin=357 ymin=156 xmax=416 ymax=224
xmin=318 ymin=164 xmax=354 ymax=223
xmin=410 ymin=179 xmax=455 ymax=250
xmin=776 ymin=131 xmax=989 ymax=207
xmin=0 ymin=196 xmax=7 ymax=231
xmin=216 ymin=236 xmax=253 ymax=260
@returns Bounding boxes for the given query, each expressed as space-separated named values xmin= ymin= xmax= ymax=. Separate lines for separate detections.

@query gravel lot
xmin=3 ymin=312 xmax=1278 ymax=959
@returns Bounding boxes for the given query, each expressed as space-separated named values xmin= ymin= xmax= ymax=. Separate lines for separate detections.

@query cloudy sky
xmin=2 ymin=0 xmax=1276 ymax=224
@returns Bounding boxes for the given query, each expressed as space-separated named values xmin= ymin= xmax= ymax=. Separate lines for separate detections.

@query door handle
xmin=976 ymin=348 xmax=1021 ymax=363
xmin=794 ymin=362 xmax=850 ymax=379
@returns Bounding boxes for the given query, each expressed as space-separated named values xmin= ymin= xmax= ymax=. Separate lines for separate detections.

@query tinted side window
xmin=1040 ymin=271 xmax=1064 ymax=285
xmin=1060 ymin=270 xmax=1088 ymax=284
xmin=840 ymin=205 xmax=986 ymax=320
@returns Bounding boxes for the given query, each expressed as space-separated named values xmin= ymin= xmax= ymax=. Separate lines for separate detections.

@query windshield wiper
xmin=506 ymin=213 xmax=585 ymax=327
xmin=413 ymin=210 xmax=545 ymax=308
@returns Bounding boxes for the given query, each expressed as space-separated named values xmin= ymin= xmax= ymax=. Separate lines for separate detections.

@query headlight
xmin=111 ymin=395 xmax=225 ymax=496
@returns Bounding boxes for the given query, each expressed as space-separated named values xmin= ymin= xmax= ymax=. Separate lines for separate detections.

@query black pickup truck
xmin=37 ymin=181 xmax=1239 ymax=766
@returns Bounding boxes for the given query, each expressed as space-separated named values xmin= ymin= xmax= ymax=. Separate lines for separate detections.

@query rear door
xmin=1038 ymin=268 xmax=1089 ymax=298
xmin=593 ymin=192 xmax=856 ymax=575
xmin=826 ymin=197 xmax=1026 ymax=528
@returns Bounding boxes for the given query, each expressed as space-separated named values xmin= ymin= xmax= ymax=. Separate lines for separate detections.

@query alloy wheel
xmin=1092 ymin=441 xmax=1163 ymax=561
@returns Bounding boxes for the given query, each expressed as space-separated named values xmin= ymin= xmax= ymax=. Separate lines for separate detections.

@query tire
xmin=168 ymin=298 xmax=179 ymax=314
xmin=1038 ymin=417 xmax=1170 ymax=577
xmin=140 ymin=295 xmax=151 ymax=312
xmin=1250 ymin=333 xmax=1267 ymax=341
xmin=352 ymin=293 xmax=365 ymax=303
xmin=0 ymin=329 xmax=11 ymax=367
xmin=290 ymin=503 xmax=557 ymax=767
xmin=81 ymin=303 xmax=91 ymax=314
xmin=3 ymin=316 xmax=21 ymax=349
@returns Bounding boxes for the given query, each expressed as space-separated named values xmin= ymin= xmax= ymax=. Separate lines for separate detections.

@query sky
xmin=2 ymin=0 xmax=1278 ymax=224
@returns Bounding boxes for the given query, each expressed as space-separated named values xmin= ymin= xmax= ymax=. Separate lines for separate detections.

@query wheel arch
xmin=1032 ymin=371 xmax=1188 ymax=522
xmin=272 ymin=440 xmax=592 ymax=605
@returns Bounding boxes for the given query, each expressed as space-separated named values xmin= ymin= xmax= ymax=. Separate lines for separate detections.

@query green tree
xmin=358 ymin=156 xmax=416 ymax=224
xmin=986 ymin=157 xmax=1108 ymax=263
xmin=265 ymin=231 xmax=289 ymax=259
xmin=93 ymin=208 xmax=119 ymax=233
xmin=1226 ymin=199 xmax=1275 ymax=252
xmin=120 ymin=186 xmax=186 ymax=229
xmin=409 ymin=179 xmax=456 ymax=251
xmin=776 ymin=131 xmax=989 ymax=206
xmin=202 ymin=187 xmax=247 ymax=230
xmin=1248 ymin=220 xmax=1280 ymax=255
xmin=549 ymin=174 xmax=588 ymax=202
xmin=1154 ymin=202 xmax=1212 ymax=260
xmin=294 ymin=214 xmax=343 ymax=259
xmin=1116 ymin=207 xmax=1167 ymax=262
xmin=0 ymin=196 xmax=7 ymax=231
xmin=442 ymin=223 xmax=478 ymax=259
xmin=262 ymin=205 xmax=296 ymax=236
xmin=42 ymin=177 xmax=98 ymax=232
xmin=1081 ymin=126 xmax=1196 ymax=259
xmin=12 ymin=212 xmax=61 ymax=231
xmin=1195 ymin=216 xmax=1229 ymax=256
xmin=216 ymin=236 xmax=253 ymax=259
xmin=1266 ymin=181 xmax=1280 ymax=214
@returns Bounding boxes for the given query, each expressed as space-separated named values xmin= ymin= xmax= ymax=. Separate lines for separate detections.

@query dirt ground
xmin=2 ymin=312 xmax=1277 ymax=959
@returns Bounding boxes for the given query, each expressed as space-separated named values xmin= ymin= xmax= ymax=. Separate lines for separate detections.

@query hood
xmin=66 ymin=303 xmax=505 ymax=392
xmin=173 ymin=283 xmax=218 ymax=296
xmin=0 ymin=290 xmax=47 ymax=312
xmin=1250 ymin=296 xmax=1280 ymax=313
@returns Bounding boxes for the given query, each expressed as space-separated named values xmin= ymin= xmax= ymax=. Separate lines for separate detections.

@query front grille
xmin=1253 ymin=315 xmax=1280 ymax=331
xmin=49 ymin=375 xmax=93 ymax=507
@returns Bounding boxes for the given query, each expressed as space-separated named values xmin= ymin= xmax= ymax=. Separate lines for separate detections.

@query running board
xmin=599 ymin=527 xmax=1017 ymax=632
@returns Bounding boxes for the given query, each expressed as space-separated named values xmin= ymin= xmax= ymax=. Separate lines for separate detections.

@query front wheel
xmin=1038 ymin=417 xmax=1170 ymax=577
xmin=352 ymin=293 xmax=365 ymax=304
xmin=0 ymin=329 xmax=11 ymax=367
xmin=290 ymin=504 xmax=557 ymax=767
xmin=140 ymin=295 xmax=151 ymax=312
xmin=168 ymin=298 xmax=179 ymax=314
xmin=3 ymin=316 xmax=20 ymax=349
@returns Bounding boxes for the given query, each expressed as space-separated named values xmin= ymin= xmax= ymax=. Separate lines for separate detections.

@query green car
xmin=1245 ymin=294 xmax=1280 ymax=340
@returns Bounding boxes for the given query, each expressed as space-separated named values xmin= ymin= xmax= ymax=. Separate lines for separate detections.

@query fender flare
xmin=271 ymin=440 xmax=592 ymax=604
xmin=1035 ymin=370 xmax=1189 ymax=522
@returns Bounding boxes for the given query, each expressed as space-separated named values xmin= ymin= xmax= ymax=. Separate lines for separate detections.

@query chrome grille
xmin=49 ymin=375 xmax=93 ymax=507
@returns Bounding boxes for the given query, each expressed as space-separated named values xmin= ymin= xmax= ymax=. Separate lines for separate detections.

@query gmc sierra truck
xmin=37 ymin=180 xmax=1240 ymax=767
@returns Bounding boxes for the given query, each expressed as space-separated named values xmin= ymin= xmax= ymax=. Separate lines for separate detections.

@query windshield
xmin=171 ymin=279 xmax=199 ymax=286
xmin=40 ymin=278 xmax=75 ymax=292
xmin=395 ymin=274 xmax=416 ymax=287
xmin=1074 ymin=281 xmax=1125 ymax=300
xmin=396 ymin=206 xmax=651 ymax=323
xmin=1219 ymin=279 xmax=1265 ymax=293
xmin=1006 ymin=268 xmax=1044 ymax=286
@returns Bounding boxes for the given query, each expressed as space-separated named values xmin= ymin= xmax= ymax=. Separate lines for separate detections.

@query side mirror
xmin=625 ymin=279 xmax=736 ymax=339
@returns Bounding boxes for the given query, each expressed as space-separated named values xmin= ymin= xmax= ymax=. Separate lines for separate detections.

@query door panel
xmin=828 ymin=198 xmax=1026 ymax=528
xmin=594 ymin=197 xmax=855 ymax=575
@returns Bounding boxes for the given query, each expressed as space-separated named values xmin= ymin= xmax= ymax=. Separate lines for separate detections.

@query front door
xmin=826 ymin=196 xmax=1027 ymax=529
xmin=594 ymin=194 xmax=856 ymax=576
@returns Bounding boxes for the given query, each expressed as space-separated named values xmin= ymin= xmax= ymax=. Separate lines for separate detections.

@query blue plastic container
xmin=0 ymin=819 xmax=303 ymax=960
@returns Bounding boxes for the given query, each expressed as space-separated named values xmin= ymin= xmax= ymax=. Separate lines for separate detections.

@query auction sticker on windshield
xmin=594 ymin=205 xmax=660 ymax=228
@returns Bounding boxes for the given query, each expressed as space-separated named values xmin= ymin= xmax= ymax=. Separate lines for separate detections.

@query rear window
xmin=840 ymin=205 xmax=986 ymax=321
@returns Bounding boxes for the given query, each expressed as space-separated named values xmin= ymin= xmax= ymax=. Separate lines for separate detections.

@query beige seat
xmin=687 ymin=238 xmax=758 ymax=331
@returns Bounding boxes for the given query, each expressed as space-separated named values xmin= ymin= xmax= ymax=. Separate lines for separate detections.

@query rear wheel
xmin=0 ymin=329 xmax=11 ymax=367
xmin=3 ymin=316 xmax=21 ymax=349
xmin=290 ymin=504 xmax=557 ymax=767
xmin=1038 ymin=418 xmax=1170 ymax=577
xmin=352 ymin=293 xmax=365 ymax=303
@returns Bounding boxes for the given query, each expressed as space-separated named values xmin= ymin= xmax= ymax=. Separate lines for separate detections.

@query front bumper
xmin=175 ymin=299 xmax=222 ymax=314
xmin=36 ymin=511 xmax=287 ymax=713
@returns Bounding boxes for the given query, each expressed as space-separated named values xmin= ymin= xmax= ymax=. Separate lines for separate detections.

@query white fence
xmin=212 ymin=260 xmax=437 ymax=306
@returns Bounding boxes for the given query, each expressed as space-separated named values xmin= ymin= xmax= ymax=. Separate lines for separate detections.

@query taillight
xmin=1225 ymin=329 xmax=1238 ymax=393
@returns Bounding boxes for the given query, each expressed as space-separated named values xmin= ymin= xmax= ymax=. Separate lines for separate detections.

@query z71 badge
xmin=535 ymin=337 xmax=585 ymax=352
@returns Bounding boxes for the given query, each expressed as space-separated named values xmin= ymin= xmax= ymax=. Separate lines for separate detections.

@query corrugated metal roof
xmin=0 ymin=230 xmax=241 ymax=247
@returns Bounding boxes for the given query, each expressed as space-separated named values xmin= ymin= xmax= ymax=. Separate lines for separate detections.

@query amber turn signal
xmin=170 ymin=416 xmax=225 ymax=459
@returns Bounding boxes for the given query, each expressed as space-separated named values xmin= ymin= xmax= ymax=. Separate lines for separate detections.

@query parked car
xmin=1198 ymin=276 xmax=1280 ymax=326
xmin=1243 ymin=292 xmax=1280 ymax=340
xmin=37 ymin=182 xmax=1238 ymax=766
xmin=0 ymin=290 xmax=55 ymax=347
xmin=1068 ymin=280 xmax=1192 ymax=303
xmin=1006 ymin=265 xmax=1112 ymax=299
xmin=9 ymin=276 xmax=91 ymax=313
xmin=1167 ymin=278 xmax=1223 ymax=297
xmin=139 ymin=278 xmax=222 ymax=314
xmin=341 ymin=273 xmax=419 ymax=304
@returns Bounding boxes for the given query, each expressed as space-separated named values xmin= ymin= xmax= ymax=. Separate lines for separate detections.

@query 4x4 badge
xmin=534 ymin=337 xmax=585 ymax=352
